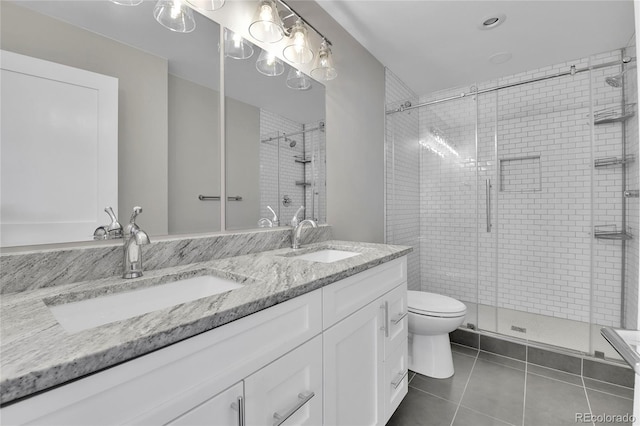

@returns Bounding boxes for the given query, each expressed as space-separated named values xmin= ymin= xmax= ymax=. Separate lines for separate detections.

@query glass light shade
xmin=282 ymin=19 xmax=313 ymax=65
xmin=110 ymin=0 xmax=143 ymax=5
xmin=153 ymin=0 xmax=196 ymax=33
xmin=256 ymin=50 xmax=285 ymax=76
xmin=249 ymin=0 xmax=284 ymax=43
xmin=185 ymin=0 xmax=224 ymax=11
xmin=310 ymin=40 xmax=337 ymax=81
xmin=286 ymin=67 xmax=312 ymax=90
xmin=224 ymin=29 xmax=254 ymax=59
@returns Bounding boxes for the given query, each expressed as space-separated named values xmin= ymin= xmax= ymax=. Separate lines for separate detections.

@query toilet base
xmin=409 ymin=333 xmax=454 ymax=379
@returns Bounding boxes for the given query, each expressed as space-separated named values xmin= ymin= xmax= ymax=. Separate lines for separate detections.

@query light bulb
xmin=259 ymin=4 xmax=273 ymax=21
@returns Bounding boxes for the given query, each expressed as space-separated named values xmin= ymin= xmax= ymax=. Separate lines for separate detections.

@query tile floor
xmin=387 ymin=344 xmax=634 ymax=426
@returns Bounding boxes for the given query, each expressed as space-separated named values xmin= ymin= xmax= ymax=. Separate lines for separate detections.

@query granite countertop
xmin=0 ymin=240 xmax=411 ymax=405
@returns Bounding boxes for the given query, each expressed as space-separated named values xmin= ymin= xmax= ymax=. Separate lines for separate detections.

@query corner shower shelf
xmin=594 ymin=104 xmax=636 ymax=125
xmin=594 ymin=225 xmax=633 ymax=240
xmin=294 ymin=155 xmax=312 ymax=164
xmin=594 ymin=155 xmax=635 ymax=168
xmin=296 ymin=181 xmax=311 ymax=186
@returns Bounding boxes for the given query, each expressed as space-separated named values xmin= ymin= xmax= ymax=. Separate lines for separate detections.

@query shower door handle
xmin=486 ymin=179 xmax=492 ymax=232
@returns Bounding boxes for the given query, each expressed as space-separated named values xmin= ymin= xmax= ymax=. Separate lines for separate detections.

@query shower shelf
xmin=594 ymin=225 xmax=633 ymax=240
xmin=295 ymin=181 xmax=311 ymax=186
xmin=594 ymin=155 xmax=635 ymax=168
xmin=294 ymin=155 xmax=311 ymax=164
xmin=594 ymin=103 xmax=636 ymax=125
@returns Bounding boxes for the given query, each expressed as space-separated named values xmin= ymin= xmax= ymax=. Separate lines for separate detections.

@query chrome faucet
xmin=123 ymin=206 xmax=150 ymax=279
xmin=93 ymin=207 xmax=123 ymax=240
xmin=292 ymin=219 xmax=317 ymax=249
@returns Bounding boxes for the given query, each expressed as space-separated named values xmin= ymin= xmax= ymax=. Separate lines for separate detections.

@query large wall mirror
xmin=224 ymin=31 xmax=326 ymax=230
xmin=0 ymin=0 xmax=326 ymax=248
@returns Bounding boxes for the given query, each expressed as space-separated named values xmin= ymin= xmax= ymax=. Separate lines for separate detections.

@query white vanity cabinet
xmin=168 ymin=335 xmax=322 ymax=426
xmin=2 ymin=256 xmax=408 ymax=426
xmin=323 ymin=257 xmax=408 ymax=426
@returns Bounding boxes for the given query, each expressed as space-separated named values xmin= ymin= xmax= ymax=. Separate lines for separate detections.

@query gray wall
xmin=226 ymin=98 xmax=261 ymax=230
xmin=168 ymin=74 xmax=221 ymax=234
xmin=290 ymin=1 xmax=386 ymax=244
xmin=1 ymin=2 xmax=169 ymax=235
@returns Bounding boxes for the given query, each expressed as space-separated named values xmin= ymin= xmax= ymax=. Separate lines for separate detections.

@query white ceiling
xmin=316 ymin=0 xmax=636 ymax=96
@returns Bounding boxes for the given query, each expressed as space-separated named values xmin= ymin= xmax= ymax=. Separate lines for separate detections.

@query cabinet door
xmin=384 ymin=339 xmax=408 ymax=423
xmin=323 ymin=300 xmax=385 ymax=426
xmin=384 ymin=282 xmax=408 ymax=357
xmin=244 ymin=335 xmax=322 ymax=426
xmin=167 ymin=382 xmax=244 ymax=426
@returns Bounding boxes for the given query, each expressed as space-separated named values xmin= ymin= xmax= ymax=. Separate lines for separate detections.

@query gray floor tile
xmin=586 ymin=388 xmax=634 ymax=426
xmin=453 ymin=406 xmax=515 ymax=426
xmin=387 ymin=387 xmax=458 ymax=426
xmin=450 ymin=329 xmax=480 ymax=349
xmin=410 ymin=351 xmax=476 ymax=404
xmin=583 ymin=378 xmax=634 ymax=400
xmin=524 ymin=373 xmax=590 ymax=426
xmin=478 ymin=350 xmax=526 ymax=371
xmin=460 ymin=357 xmax=526 ymax=425
xmin=527 ymin=363 xmax=583 ymax=386
xmin=583 ymin=359 xmax=634 ymax=388
xmin=452 ymin=343 xmax=479 ymax=358
xmin=480 ymin=335 xmax=526 ymax=360
xmin=408 ymin=371 xmax=416 ymax=384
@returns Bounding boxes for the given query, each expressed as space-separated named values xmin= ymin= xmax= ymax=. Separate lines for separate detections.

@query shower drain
xmin=511 ymin=325 xmax=527 ymax=333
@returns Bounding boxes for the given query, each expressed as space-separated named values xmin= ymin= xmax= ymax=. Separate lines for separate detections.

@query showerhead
xmin=605 ymin=74 xmax=623 ymax=88
xmin=285 ymin=137 xmax=297 ymax=147
xmin=605 ymin=67 xmax=634 ymax=88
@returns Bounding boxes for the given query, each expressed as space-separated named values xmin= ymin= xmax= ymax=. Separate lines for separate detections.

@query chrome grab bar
xmin=486 ymin=179 xmax=492 ymax=232
xmin=391 ymin=311 xmax=408 ymax=325
xmin=198 ymin=195 xmax=243 ymax=201
xmin=231 ymin=396 xmax=245 ymax=426
xmin=273 ymin=392 xmax=315 ymax=426
xmin=391 ymin=370 xmax=409 ymax=389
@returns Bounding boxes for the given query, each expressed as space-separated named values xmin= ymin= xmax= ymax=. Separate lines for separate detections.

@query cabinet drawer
xmin=384 ymin=338 xmax=408 ymax=423
xmin=323 ymin=257 xmax=406 ymax=329
xmin=384 ymin=282 xmax=408 ymax=358
xmin=166 ymin=382 xmax=244 ymax=426
xmin=244 ymin=335 xmax=323 ymax=426
xmin=2 ymin=290 xmax=322 ymax=426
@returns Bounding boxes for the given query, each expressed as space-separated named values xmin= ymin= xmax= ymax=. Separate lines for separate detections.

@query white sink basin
xmin=291 ymin=249 xmax=360 ymax=263
xmin=48 ymin=275 xmax=243 ymax=333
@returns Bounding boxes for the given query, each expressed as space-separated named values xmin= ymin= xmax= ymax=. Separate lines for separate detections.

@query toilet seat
xmin=408 ymin=291 xmax=466 ymax=318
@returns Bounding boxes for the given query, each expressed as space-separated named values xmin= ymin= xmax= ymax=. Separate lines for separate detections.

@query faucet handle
xmin=124 ymin=206 xmax=143 ymax=235
xmin=104 ymin=207 xmax=123 ymax=236
xmin=267 ymin=205 xmax=279 ymax=226
xmin=291 ymin=206 xmax=305 ymax=227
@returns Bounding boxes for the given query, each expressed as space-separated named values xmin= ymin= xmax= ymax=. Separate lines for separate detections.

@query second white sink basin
xmin=291 ymin=249 xmax=360 ymax=263
xmin=48 ymin=275 xmax=243 ymax=333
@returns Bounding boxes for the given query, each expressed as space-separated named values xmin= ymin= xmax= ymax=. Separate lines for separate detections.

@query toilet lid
xmin=408 ymin=291 xmax=467 ymax=316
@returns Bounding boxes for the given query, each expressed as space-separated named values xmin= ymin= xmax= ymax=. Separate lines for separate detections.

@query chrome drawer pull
xmin=231 ymin=396 xmax=245 ymax=426
xmin=391 ymin=370 xmax=409 ymax=389
xmin=391 ymin=311 xmax=408 ymax=325
xmin=273 ymin=391 xmax=315 ymax=426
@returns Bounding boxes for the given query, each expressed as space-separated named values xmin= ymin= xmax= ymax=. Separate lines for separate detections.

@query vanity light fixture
xmin=224 ymin=29 xmax=254 ymax=60
xmin=249 ymin=0 xmax=338 ymax=80
xmin=283 ymin=19 xmax=313 ymax=64
xmin=249 ymin=0 xmax=285 ymax=43
xmin=153 ymin=0 xmax=196 ymax=33
xmin=186 ymin=0 xmax=225 ymax=11
xmin=286 ymin=67 xmax=312 ymax=90
xmin=256 ymin=50 xmax=285 ymax=76
xmin=310 ymin=39 xmax=337 ymax=81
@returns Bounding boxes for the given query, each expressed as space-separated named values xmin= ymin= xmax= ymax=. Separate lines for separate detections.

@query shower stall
xmin=385 ymin=47 xmax=639 ymax=359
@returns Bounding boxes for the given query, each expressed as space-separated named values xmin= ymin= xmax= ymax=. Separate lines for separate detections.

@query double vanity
xmin=0 ymin=229 xmax=411 ymax=425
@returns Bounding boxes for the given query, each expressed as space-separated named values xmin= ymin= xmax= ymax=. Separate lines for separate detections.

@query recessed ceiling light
xmin=479 ymin=13 xmax=506 ymax=30
xmin=489 ymin=52 xmax=512 ymax=64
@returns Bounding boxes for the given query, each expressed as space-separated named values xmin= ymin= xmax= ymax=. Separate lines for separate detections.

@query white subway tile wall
xmin=386 ymin=47 xmax=639 ymax=339
xmin=259 ymin=110 xmax=326 ymax=226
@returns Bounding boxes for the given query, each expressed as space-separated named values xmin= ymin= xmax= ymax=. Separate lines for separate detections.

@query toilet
xmin=407 ymin=291 xmax=467 ymax=379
